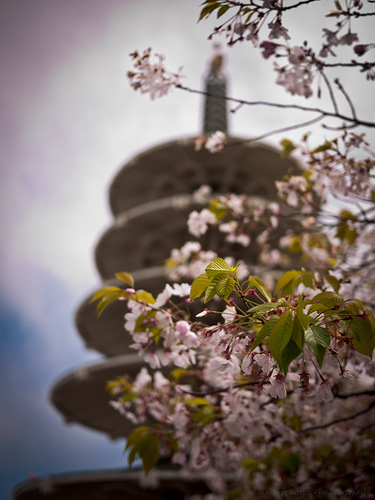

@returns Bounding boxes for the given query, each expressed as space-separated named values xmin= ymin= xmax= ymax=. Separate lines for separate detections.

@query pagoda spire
xmin=203 ymin=44 xmax=228 ymax=135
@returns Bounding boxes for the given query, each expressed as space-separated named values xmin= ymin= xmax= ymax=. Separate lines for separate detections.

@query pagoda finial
xmin=203 ymin=43 xmax=228 ymax=136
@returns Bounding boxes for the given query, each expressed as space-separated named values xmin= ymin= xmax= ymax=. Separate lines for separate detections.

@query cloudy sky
xmin=0 ymin=1 xmax=374 ymax=498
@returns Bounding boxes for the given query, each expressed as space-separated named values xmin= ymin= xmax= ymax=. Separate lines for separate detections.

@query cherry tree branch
xmin=228 ymin=114 xmax=324 ymax=144
xmin=175 ymin=84 xmax=375 ymax=128
xmin=301 ymin=398 xmax=375 ymax=433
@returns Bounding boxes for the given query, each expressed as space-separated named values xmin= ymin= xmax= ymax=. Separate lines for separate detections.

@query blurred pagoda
xmin=13 ymin=47 xmax=301 ymax=499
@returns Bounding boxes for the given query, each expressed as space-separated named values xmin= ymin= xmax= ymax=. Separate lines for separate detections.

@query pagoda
xmin=13 ymin=48 xmax=300 ymax=499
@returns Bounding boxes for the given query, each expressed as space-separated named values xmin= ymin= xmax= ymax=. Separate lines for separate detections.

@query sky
xmin=0 ymin=1 xmax=374 ymax=498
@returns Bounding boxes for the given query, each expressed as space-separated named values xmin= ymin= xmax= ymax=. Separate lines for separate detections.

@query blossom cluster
xmin=127 ymin=48 xmax=183 ymax=100
xmin=99 ymin=267 xmax=375 ymax=497
xmin=199 ymin=0 xmax=374 ymax=98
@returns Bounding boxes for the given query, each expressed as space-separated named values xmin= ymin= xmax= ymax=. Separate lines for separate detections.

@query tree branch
xmin=301 ymin=398 xmax=375 ymax=433
xmin=175 ymin=84 xmax=375 ymax=128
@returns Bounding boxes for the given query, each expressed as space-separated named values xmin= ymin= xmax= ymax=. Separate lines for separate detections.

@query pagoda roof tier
xmin=13 ymin=466 xmax=221 ymax=499
xmin=50 ymin=355 xmax=154 ymax=439
xmin=108 ymin=137 xmax=301 ymax=216
xmin=95 ymin=196 xmax=197 ymax=280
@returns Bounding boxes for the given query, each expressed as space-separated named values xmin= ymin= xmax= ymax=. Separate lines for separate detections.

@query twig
xmin=301 ymin=399 xmax=375 ymax=433
xmin=175 ymin=84 xmax=375 ymax=128
xmin=335 ymin=78 xmax=357 ymax=120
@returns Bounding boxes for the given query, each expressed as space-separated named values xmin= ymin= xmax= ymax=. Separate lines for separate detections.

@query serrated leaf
xmin=249 ymin=303 xmax=278 ymax=318
xmin=275 ymin=270 xmax=304 ymax=296
xmin=206 ymin=257 xmax=232 ymax=278
xmin=307 ymin=303 xmax=328 ymax=316
xmin=216 ymin=275 xmax=235 ymax=301
xmin=135 ymin=290 xmax=155 ymax=304
xmin=309 ymin=291 xmax=344 ymax=310
xmin=251 ymin=316 xmax=279 ymax=352
xmin=204 ymin=273 xmax=227 ymax=303
xmin=247 ymin=276 xmax=272 ymax=302
xmin=115 ymin=272 xmax=134 ymax=287
xmin=305 ymin=326 xmax=331 ymax=367
xmin=190 ymin=272 xmax=212 ymax=301
xmin=90 ymin=286 xmax=122 ymax=303
xmin=268 ymin=310 xmax=293 ymax=373
xmin=346 ymin=298 xmax=365 ymax=312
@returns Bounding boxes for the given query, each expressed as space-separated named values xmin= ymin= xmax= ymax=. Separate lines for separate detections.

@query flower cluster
xmin=127 ymin=48 xmax=183 ymax=100
xmin=194 ymin=131 xmax=227 ymax=153
xmin=96 ymin=260 xmax=375 ymax=497
xmin=198 ymin=0 xmax=374 ymax=101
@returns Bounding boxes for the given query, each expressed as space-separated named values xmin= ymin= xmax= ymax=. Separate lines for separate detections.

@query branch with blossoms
xmin=127 ymin=0 xmax=375 ymax=145
xmin=91 ymin=122 xmax=375 ymax=493
xmin=92 ymin=256 xmax=375 ymax=494
xmin=96 ymin=1 xmax=375 ymax=496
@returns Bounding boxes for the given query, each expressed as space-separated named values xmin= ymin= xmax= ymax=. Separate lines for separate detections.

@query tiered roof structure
xmin=13 ymin=49 xmax=301 ymax=500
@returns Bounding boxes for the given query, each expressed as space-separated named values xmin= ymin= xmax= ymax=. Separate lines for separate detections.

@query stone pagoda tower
xmin=13 ymin=49 xmax=300 ymax=499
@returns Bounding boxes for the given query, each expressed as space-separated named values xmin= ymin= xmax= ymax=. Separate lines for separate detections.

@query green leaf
xmin=95 ymin=290 xmax=125 ymax=317
xmin=278 ymin=451 xmax=301 ymax=474
xmin=251 ymin=316 xmax=278 ymax=352
xmin=140 ymin=434 xmax=160 ymax=474
xmin=336 ymin=222 xmax=357 ymax=244
xmin=268 ymin=310 xmax=293 ymax=373
xmin=345 ymin=315 xmax=375 ymax=358
xmin=304 ymin=326 xmax=331 ymax=367
xmin=217 ymin=4 xmax=230 ymax=18
xmin=204 ymin=272 xmax=227 ymax=303
xmin=310 ymin=141 xmax=332 ymax=154
xmin=190 ymin=272 xmax=212 ymax=301
xmin=115 ymin=272 xmax=134 ymax=287
xmin=302 ymin=271 xmax=315 ymax=289
xmin=192 ymin=406 xmax=217 ymax=426
xmin=126 ymin=427 xmax=160 ymax=475
xmin=186 ymin=397 xmax=212 ymax=406
xmin=216 ymin=275 xmax=235 ymax=301
xmin=170 ymin=368 xmax=190 ymax=382
xmin=248 ymin=303 xmax=278 ymax=319
xmin=90 ymin=286 xmax=121 ymax=303
xmin=135 ymin=290 xmax=155 ymax=304
xmin=206 ymin=257 xmax=232 ymax=278
xmin=274 ymin=270 xmax=304 ymax=296
xmin=198 ymin=2 xmax=220 ymax=21
xmin=308 ymin=291 xmax=344 ymax=310
xmin=346 ymin=298 xmax=365 ymax=313
xmin=324 ymin=274 xmax=340 ymax=293
xmin=280 ymin=139 xmax=296 ymax=158
xmin=209 ymin=199 xmax=227 ymax=220
xmin=247 ymin=276 xmax=272 ymax=302
xmin=126 ymin=426 xmax=150 ymax=451
xmin=296 ymin=298 xmax=311 ymax=330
